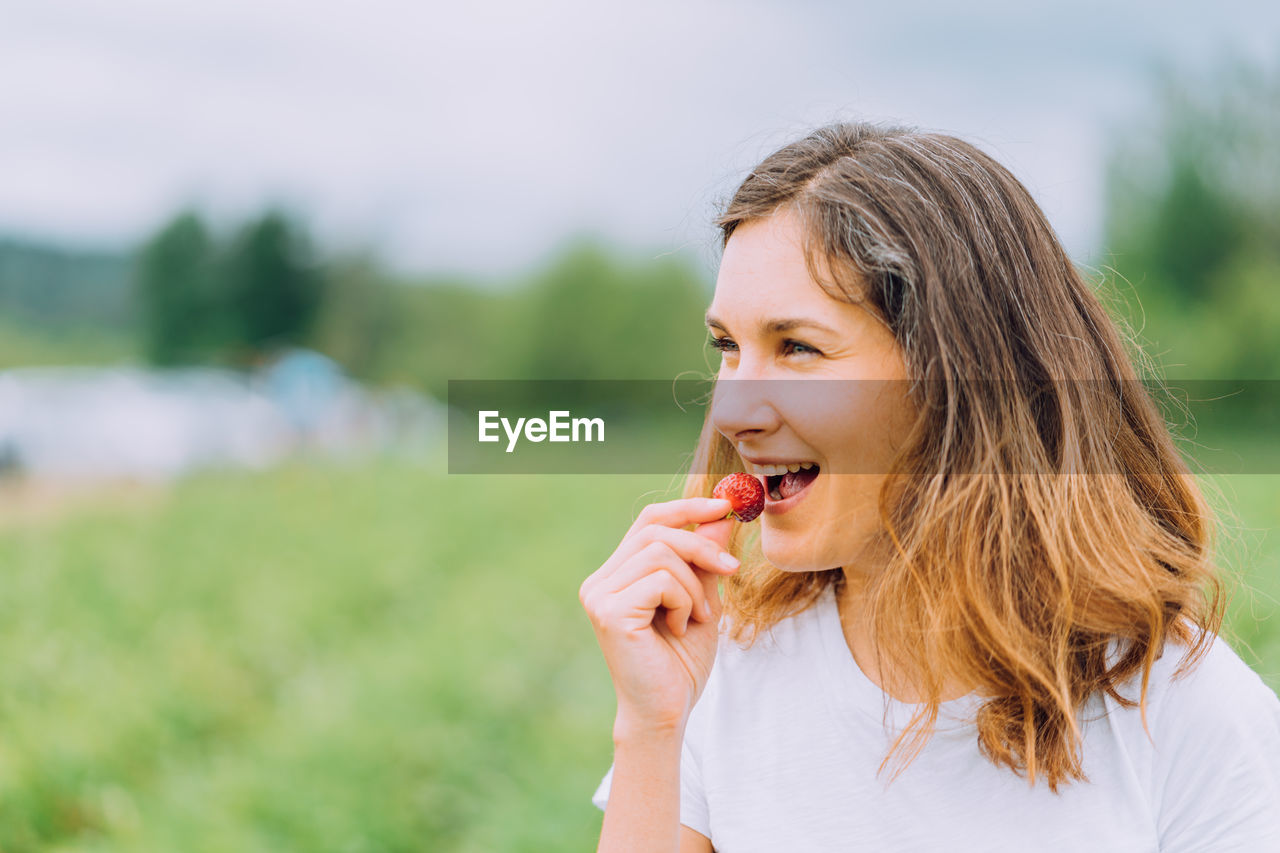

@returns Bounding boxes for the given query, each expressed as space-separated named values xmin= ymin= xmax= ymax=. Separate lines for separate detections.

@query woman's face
xmin=706 ymin=207 xmax=915 ymax=573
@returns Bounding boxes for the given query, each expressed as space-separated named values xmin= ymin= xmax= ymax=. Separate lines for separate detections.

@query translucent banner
xmin=447 ymin=379 xmax=1280 ymax=475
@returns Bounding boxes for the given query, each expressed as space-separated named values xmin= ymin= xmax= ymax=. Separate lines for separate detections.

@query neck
xmin=834 ymin=570 xmax=972 ymax=704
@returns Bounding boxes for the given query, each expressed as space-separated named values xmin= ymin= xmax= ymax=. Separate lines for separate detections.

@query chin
xmin=759 ymin=533 xmax=835 ymax=573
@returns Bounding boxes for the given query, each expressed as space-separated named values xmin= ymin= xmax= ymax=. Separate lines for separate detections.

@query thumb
xmin=692 ymin=518 xmax=735 ymax=618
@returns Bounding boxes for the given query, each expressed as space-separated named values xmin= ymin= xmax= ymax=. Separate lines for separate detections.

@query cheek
xmin=770 ymin=474 xmax=882 ymax=569
xmin=828 ymin=475 xmax=883 ymax=519
xmin=773 ymin=398 xmax=894 ymax=478
xmin=801 ymin=394 xmax=898 ymax=473
xmin=837 ymin=384 xmax=913 ymax=471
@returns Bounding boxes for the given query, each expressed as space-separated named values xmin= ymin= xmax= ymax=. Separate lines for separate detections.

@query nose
xmin=710 ymin=378 xmax=783 ymax=444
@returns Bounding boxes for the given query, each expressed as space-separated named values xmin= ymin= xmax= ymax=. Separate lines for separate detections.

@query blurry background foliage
xmin=1101 ymin=60 xmax=1280 ymax=382
xmin=4 ymin=63 xmax=1280 ymax=394
xmin=0 ymin=216 xmax=717 ymax=398
xmin=1 ymin=57 xmax=1279 ymax=851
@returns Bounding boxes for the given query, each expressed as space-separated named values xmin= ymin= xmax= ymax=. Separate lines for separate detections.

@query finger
xmin=621 ymin=569 xmax=695 ymax=637
xmin=625 ymin=498 xmax=732 ymax=539
xmin=612 ymin=524 xmax=741 ymax=578
xmin=691 ymin=518 xmax=735 ymax=619
xmin=597 ymin=542 xmax=711 ymax=621
xmin=691 ymin=517 xmax=733 ymax=550
xmin=583 ymin=502 xmax=737 ymax=600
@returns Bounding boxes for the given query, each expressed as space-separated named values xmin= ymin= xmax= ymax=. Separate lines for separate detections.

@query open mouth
xmin=763 ymin=464 xmax=820 ymax=502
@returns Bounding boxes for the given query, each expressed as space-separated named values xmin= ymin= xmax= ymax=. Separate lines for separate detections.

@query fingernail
xmin=701 ymin=601 xmax=713 ymax=620
xmin=719 ymin=552 xmax=740 ymax=570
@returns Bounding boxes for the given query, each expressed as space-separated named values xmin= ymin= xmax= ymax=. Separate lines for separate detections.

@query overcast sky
xmin=2 ymin=0 xmax=1278 ymax=280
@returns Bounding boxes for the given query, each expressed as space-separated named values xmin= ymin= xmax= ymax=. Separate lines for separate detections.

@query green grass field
xmin=0 ymin=458 xmax=1276 ymax=850
xmin=0 ymin=318 xmax=136 ymax=369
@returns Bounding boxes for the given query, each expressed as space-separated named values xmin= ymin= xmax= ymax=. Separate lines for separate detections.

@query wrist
xmin=612 ymin=708 xmax=686 ymax=746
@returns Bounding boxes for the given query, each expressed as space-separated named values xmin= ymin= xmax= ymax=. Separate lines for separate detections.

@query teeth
xmin=751 ymin=462 xmax=818 ymax=477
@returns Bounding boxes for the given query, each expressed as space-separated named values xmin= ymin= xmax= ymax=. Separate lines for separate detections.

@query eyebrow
xmin=704 ymin=313 xmax=841 ymax=338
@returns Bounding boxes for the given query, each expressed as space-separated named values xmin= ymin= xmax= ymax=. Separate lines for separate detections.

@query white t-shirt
xmin=592 ymin=584 xmax=1280 ymax=851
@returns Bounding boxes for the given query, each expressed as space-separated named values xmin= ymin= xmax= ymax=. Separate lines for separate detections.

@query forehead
xmin=710 ymin=209 xmax=854 ymax=321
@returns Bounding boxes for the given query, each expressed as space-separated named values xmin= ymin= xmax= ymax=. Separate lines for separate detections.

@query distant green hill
xmin=0 ymin=236 xmax=138 ymax=367
xmin=0 ymin=236 xmax=135 ymax=329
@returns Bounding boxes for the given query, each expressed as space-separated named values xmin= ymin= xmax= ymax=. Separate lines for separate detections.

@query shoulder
xmin=1131 ymin=631 xmax=1280 ymax=848
xmin=1131 ymin=630 xmax=1280 ymax=793
xmin=1097 ymin=628 xmax=1280 ymax=752
xmin=1140 ymin=630 xmax=1280 ymax=732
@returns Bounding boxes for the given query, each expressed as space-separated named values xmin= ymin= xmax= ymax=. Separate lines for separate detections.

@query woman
xmin=578 ymin=122 xmax=1280 ymax=851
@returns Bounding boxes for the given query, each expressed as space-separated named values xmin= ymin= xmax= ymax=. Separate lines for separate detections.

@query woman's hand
xmin=579 ymin=497 xmax=739 ymax=737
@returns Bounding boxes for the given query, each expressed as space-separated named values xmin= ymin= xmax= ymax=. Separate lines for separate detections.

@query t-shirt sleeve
xmin=1153 ymin=635 xmax=1280 ymax=852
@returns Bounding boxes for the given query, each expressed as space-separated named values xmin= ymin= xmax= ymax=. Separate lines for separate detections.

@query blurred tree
xmin=522 ymin=238 xmax=710 ymax=382
xmin=617 ymin=252 xmax=716 ymax=383
xmin=386 ymin=280 xmax=530 ymax=400
xmin=135 ymin=210 xmax=223 ymax=365
xmin=1101 ymin=57 xmax=1280 ymax=379
xmin=221 ymin=210 xmax=326 ymax=363
xmin=1142 ymin=157 xmax=1244 ymax=304
xmin=522 ymin=239 xmax=630 ymax=382
xmin=363 ymin=239 xmax=713 ymax=401
xmin=308 ymin=253 xmax=397 ymax=379
xmin=133 ymin=212 xmax=713 ymax=396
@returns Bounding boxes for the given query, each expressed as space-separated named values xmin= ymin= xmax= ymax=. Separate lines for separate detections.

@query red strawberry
xmin=713 ymin=473 xmax=766 ymax=523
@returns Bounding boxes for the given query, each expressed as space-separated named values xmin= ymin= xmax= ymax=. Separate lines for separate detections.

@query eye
xmin=706 ymin=336 xmax=823 ymax=358
xmin=782 ymin=339 xmax=821 ymax=357
xmin=707 ymin=335 xmax=737 ymax=353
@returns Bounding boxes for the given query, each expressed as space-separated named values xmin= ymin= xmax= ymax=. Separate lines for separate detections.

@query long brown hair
xmin=683 ymin=121 xmax=1230 ymax=792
